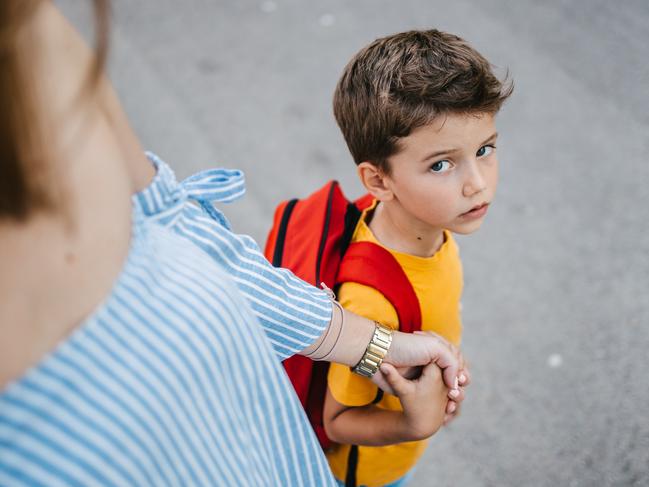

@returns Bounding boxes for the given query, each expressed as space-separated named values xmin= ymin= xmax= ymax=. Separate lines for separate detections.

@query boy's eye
xmin=430 ymin=160 xmax=452 ymax=173
xmin=477 ymin=145 xmax=495 ymax=157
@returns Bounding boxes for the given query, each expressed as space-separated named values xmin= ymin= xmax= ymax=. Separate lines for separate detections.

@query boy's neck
xmin=368 ymin=202 xmax=445 ymax=258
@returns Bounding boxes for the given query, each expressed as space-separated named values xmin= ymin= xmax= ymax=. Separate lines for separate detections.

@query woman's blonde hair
xmin=0 ymin=0 xmax=109 ymax=220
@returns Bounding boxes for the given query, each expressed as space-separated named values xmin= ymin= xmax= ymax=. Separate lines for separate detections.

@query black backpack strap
xmin=345 ymin=445 xmax=359 ymax=487
xmin=341 ymin=203 xmax=362 ymax=255
xmin=271 ymin=198 xmax=298 ymax=267
xmin=344 ymin=388 xmax=383 ymax=487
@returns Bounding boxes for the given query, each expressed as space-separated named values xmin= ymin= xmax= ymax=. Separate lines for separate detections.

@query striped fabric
xmin=136 ymin=152 xmax=332 ymax=361
xmin=0 ymin=205 xmax=336 ymax=486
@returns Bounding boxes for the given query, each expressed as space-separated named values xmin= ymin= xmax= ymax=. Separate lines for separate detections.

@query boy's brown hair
xmin=333 ymin=29 xmax=513 ymax=173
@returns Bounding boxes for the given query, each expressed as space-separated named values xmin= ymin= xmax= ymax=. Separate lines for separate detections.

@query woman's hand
xmin=442 ymin=347 xmax=470 ymax=425
xmin=379 ymin=330 xmax=462 ymax=393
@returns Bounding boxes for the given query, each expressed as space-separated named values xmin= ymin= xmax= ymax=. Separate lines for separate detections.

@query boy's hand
xmin=379 ymin=362 xmax=448 ymax=441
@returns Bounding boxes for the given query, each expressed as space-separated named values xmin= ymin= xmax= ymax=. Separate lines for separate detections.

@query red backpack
xmin=264 ymin=181 xmax=422 ymax=450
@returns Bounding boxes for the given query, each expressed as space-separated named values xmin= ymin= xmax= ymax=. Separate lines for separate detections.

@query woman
xmin=0 ymin=2 xmax=466 ymax=484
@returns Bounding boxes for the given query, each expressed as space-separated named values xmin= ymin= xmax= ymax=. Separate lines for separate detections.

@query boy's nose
xmin=462 ymin=162 xmax=487 ymax=197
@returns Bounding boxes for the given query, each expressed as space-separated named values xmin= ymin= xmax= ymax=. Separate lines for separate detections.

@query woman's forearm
xmin=300 ymin=302 xmax=373 ymax=366
xmin=301 ymin=305 xmax=461 ymax=391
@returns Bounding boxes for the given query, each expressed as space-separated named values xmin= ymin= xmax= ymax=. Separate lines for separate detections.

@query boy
xmin=323 ymin=29 xmax=513 ymax=486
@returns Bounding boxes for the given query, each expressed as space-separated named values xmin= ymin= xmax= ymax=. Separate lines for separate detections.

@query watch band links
xmin=351 ymin=322 xmax=393 ymax=378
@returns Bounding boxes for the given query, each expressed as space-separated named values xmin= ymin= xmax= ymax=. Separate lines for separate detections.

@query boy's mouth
xmin=460 ymin=202 xmax=489 ymax=219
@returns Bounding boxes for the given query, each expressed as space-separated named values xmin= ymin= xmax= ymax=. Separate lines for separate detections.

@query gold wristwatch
xmin=351 ymin=322 xmax=393 ymax=378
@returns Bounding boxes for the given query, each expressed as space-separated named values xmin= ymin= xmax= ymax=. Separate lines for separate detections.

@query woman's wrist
xmin=301 ymin=306 xmax=461 ymax=395
xmin=302 ymin=300 xmax=344 ymax=360
xmin=300 ymin=304 xmax=375 ymax=367
xmin=350 ymin=321 xmax=393 ymax=378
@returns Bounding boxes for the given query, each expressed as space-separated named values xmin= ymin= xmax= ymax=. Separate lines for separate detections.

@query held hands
xmin=373 ymin=329 xmax=471 ymax=426
xmin=381 ymin=363 xmax=469 ymax=425
xmin=379 ymin=362 xmax=448 ymax=441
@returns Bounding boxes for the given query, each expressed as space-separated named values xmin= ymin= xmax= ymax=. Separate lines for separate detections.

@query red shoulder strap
xmin=336 ymin=241 xmax=422 ymax=332
xmin=353 ymin=193 xmax=375 ymax=212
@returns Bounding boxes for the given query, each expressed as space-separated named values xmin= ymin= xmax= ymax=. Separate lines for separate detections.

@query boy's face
xmin=382 ymin=112 xmax=499 ymax=236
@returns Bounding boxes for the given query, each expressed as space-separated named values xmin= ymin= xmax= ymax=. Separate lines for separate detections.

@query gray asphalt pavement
xmin=59 ymin=1 xmax=649 ymax=486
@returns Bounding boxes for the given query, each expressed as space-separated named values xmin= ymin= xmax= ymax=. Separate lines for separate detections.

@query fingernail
xmin=459 ymin=374 xmax=467 ymax=384
xmin=449 ymin=389 xmax=460 ymax=399
xmin=448 ymin=402 xmax=457 ymax=413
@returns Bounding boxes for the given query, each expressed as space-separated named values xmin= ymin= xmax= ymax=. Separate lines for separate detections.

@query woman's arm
xmin=302 ymin=303 xmax=463 ymax=391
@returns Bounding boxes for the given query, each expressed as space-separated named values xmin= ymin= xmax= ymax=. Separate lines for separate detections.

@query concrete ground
xmin=59 ymin=1 xmax=649 ymax=486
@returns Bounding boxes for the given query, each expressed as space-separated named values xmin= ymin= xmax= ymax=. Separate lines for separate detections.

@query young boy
xmin=323 ymin=29 xmax=513 ymax=486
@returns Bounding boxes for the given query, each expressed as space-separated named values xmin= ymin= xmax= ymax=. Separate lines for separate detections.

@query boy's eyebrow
xmin=481 ymin=132 xmax=499 ymax=145
xmin=421 ymin=132 xmax=499 ymax=162
xmin=422 ymin=147 xmax=459 ymax=161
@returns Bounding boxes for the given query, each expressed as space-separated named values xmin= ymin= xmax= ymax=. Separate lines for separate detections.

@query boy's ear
xmin=357 ymin=162 xmax=394 ymax=201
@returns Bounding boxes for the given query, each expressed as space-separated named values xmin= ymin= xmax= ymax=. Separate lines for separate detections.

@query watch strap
xmin=351 ymin=322 xmax=393 ymax=378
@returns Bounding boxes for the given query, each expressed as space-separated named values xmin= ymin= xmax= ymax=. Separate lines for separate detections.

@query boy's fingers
xmin=418 ymin=362 xmax=447 ymax=392
xmin=371 ymin=372 xmax=395 ymax=395
xmin=420 ymin=361 xmax=442 ymax=378
xmin=373 ymin=366 xmax=420 ymax=393
xmin=398 ymin=365 xmax=421 ymax=380
xmin=379 ymin=363 xmax=411 ymax=397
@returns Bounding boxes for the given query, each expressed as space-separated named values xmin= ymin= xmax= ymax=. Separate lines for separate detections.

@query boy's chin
xmin=449 ymin=218 xmax=486 ymax=235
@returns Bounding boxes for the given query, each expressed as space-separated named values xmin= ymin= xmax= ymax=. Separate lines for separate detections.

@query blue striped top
xmin=0 ymin=159 xmax=336 ymax=486
xmin=137 ymin=152 xmax=332 ymax=360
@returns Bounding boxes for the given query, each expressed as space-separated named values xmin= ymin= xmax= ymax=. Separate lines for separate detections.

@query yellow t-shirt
xmin=326 ymin=204 xmax=463 ymax=487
